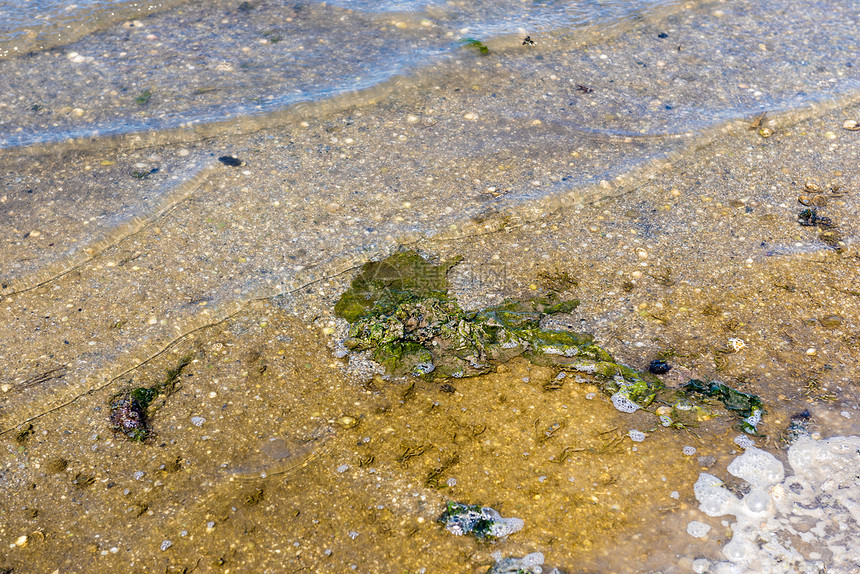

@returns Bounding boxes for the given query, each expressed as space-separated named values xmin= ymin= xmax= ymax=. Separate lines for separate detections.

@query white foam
xmin=611 ymin=392 xmax=640 ymax=413
xmin=687 ymin=520 xmax=711 ymax=538
xmin=726 ymin=446 xmax=784 ymax=490
xmin=691 ymin=436 xmax=860 ymax=573
xmin=628 ymin=429 xmax=646 ymax=442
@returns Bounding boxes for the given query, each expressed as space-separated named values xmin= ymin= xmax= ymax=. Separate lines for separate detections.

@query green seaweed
xmin=684 ymin=379 xmax=765 ymax=433
xmin=334 ymin=251 xmax=462 ymax=322
xmin=134 ymin=89 xmax=152 ymax=105
xmin=334 ymin=251 xmax=657 ymax=405
xmin=110 ymin=354 xmax=193 ymax=441
xmin=460 ymin=37 xmax=490 ymax=55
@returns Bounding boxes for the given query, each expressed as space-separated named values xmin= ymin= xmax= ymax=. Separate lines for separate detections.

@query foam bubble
xmin=628 ymin=429 xmax=646 ymax=442
xmin=691 ymin=435 xmax=860 ymax=572
xmin=611 ymin=392 xmax=640 ymax=413
xmin=686 ymin=520 xmax=711 ymax=538
xmin=694 ymin=473 xmax=740 ymax=517
xmin=733 ymin=434 xmax=756 ymax=449
xmin=726 ymin=447 xmax=784 ymax=490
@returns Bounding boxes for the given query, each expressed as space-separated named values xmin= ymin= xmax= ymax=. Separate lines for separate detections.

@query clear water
xmin=0 ymin=0 xmax=858 ymax=572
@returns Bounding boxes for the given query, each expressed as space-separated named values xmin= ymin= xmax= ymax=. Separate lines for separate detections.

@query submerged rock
xmin=335 ymin=251 xmax=766 ymax=431
xmin=335 ymin=252 xmax=650 ymax=387
xmin=109 ymin=355 xmax=192 ymax=441
xmin=438 ymin=501 xmax=523 ymax=541
xmin=487 ymin=551 xmax=568 ymax=574
xmin=109 ymin=396 xmax=149 ymax=441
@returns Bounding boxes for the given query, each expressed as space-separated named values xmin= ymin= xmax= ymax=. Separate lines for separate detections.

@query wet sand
xmin=1 ymin=0 xmax=859 ymax=571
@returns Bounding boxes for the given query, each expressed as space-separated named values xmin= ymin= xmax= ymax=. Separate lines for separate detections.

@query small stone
xmin=733 ymin=434 xmax=756 ymax=449
xmin=682 ymin=446 xmax=697 ymax=456
xmin=218 ymin=156 xmax=243 ymax=167
xmin=819 ymin=314 xmax=842 ymax=328
xmin=727 ymin=337 xmax=746 ymax=352
xmin=190 ymin=416 xmax=205 ymax=427
xmin=15 ymin=535 xmax=28 ymax=547
xmin=649 ymin=359 xmax=672 ymax=374
xmin=160 ymin=540 xmax=173 ymax=552
xmin=843 ymin=119 xmax=859 ymax=131
xmin=337 ymin=416 xmax=358 ymax=429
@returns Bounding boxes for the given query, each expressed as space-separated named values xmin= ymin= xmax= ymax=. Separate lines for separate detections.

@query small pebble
xmin=218 ymin=155 xmax=243 ymax=167
xmin=336 ymin=464 xmax=350 ymax=474
xmin=190 ymin=416 xmax=205 ymax=427
xmin=160 ymin=540 xmax=173 ymax=552
xmin=682 ymin=446 xmax=697 ymax=456
xmin=843 ymin=119 xmax=859 ymax=131
xmin=649 ymin=359 xmax=672 ymax=375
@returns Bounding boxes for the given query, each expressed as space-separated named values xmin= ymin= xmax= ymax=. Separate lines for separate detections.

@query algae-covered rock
xmin=335 ymin=250 xmax=632 ymax=382
xmin=438 ymin=501 xmax=523 ymax=540
xmin=109 ymin=355 xmax=192 ymax=441
xmin=334 ymin=251 xmax=766 ymax=430
xmin=334 ymin=250 xmax=462 ymax=323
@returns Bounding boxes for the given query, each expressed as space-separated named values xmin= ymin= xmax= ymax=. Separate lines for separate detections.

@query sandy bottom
xmin=1 ymin=0 xmax=859 ymax=571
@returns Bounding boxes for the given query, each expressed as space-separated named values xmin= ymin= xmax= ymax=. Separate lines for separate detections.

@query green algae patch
xmin=460 ymin=38 xmax=489 ymax=55
xmin=334 ymin=251 xmax=462 ymax=323
xmin=683 ymin=379 xmax=765 ymax=434
xmin=335 ymin=251 xmax=614 ymax=380
xmin=335 ymin=252 xmax=767 ymax=432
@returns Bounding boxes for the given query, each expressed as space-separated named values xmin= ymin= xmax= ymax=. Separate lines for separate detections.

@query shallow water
xmin=0 ymin=0 xmax=859 ymax=572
